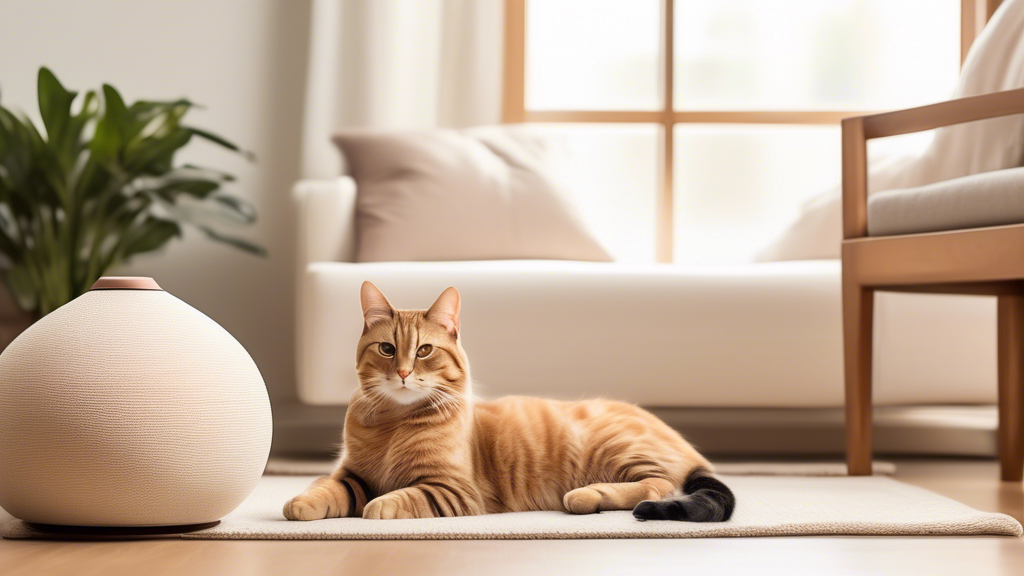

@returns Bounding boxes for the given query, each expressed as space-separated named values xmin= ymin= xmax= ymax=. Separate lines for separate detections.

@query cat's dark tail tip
xmin=631 ymin=500 xmax=662 ymax=522
xmin=631 ymin=468 xmax=735 ymax=523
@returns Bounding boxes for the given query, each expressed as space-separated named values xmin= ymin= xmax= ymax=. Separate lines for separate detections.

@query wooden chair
xmin=842 ymin=87 xmax=1024 ymax=481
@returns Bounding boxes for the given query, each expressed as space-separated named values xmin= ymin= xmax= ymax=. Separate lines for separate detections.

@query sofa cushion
xmin=332 ymin=128 xmax=612 ymax=263
xmin=867 ymin=167 xmax=1024 ymax=236
xmin=297 ymin=260 xmax=996 ymax=407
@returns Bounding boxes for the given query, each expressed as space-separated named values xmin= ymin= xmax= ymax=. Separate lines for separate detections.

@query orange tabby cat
xmin=283 ymin=282 xmax=734 ymax=522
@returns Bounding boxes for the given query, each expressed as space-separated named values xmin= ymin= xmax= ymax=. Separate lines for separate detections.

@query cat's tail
xmin=631 ymin=468 xmax=735 ymax=522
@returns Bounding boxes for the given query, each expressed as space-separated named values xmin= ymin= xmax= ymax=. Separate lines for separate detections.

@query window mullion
xmin=502 ymin=0 xmax=527 ymax=123
xmin=657 ymin=0 xmax=675 ymax=263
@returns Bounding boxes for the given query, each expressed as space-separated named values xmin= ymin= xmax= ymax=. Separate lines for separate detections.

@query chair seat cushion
xmin=867 ymin=166 xmax=1024 ymax=236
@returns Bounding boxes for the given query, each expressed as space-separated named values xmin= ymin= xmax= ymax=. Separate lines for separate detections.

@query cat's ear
xmin=426 ymin=287 xmax=461 ymax=337
xmin=360 ymin=281 xmax=394 ymax=328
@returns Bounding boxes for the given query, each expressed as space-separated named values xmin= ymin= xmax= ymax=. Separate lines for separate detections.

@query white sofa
xmin=294 ymin=177 xmax=998 ymax=408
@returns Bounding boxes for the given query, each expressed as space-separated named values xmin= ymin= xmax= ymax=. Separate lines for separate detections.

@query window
xmin=504 ymin=0 xmax=1001 ymax=263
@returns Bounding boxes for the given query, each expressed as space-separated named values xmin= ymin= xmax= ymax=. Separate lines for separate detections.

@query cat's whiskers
xmin=425 ymin=387 xmax=466 ymax=421
xmin=359 ymin=384 xmax=398 ymax=424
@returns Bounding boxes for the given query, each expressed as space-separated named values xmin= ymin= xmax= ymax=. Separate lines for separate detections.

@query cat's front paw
xmin=283 ymin=494 xmax=330 ymax=521
xmin=363 ymin=492 xmax=417 ymax=520
xmin=564 ymin=487 xmax=603 ymax=514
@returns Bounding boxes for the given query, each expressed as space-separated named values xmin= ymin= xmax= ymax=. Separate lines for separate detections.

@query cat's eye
xmin=416 ymin=345 xmax=433 ymax=359
xmin=378 ymin=342 xmax=395 ymax=357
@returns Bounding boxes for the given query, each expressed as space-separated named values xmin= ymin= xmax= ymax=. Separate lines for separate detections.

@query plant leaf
xmin=126 ymin=100 xmax=190 ymax=146
xmin=0 ymin=70 xmax=261 ymax=315
xmin=0 ymin=213 xmax=21 ymax=260
xmin=37 ymin=67 xmax=76 ymax=147
xmin=187 ymin=127 xmax=255 ymax=160
xmin=59 ymin=90 xmax=98 ymax=161
xmin=196 ymin=225 xmax=265 ymax=256
xmin=2 ymin=264 xmax=38 ymax=311
xmin=101 ymin=84 xmax=129 ymax=134
xmin=181 ymin=163 xmax=236 ymax=182
xmin=90 ymin=84 xmax=130 ymax=162
xmin=209 ymin=194 xmax=257 ymax=224
xmin=121 ymin=127 xmax=192 ymax=175
xmin=147 ymin=175 xmax=221 ymax=201
xmin=127 ymin=99 xmax=194 ymax=135
xmin=121 ymin=217 xmax=181 ymax=259
xmin=0 ymin=106 xmax=32 ymax=187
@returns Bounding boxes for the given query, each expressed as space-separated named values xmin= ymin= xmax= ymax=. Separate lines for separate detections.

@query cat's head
xmin=355 ymin=282 xmax=470 ymax=408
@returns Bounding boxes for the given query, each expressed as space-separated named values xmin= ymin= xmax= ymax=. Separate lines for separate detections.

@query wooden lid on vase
xmin=89 ymin=277 xmax=163 ymax=291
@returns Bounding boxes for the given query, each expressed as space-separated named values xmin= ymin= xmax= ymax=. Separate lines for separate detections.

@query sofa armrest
xmin=294 ymin=177 xmax=356 ymax=397
xmin=293 ymin=177 xmax=357 ymax=269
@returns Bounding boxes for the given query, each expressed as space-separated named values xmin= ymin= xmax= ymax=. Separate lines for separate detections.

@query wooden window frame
xmin=503 ymin=0 xmax=1003 ymax=263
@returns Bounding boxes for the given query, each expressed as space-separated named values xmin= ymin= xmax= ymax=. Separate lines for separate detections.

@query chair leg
xmin=844 ymin=279 xmax=874 ymax=476
xmin=997 ymin=295 xmax=1024 ymax=482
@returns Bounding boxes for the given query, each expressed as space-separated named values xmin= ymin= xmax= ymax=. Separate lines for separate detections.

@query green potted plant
xmin=0 ymin=67 xmax=263 ymax=343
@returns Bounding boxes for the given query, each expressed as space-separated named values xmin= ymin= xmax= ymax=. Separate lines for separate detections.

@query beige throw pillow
xmin=333 ymin=128 xmax=612 ymax=263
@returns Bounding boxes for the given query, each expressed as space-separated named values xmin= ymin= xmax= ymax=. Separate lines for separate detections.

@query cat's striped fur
xmin=283 ymin=282 xmax=734 ymax=522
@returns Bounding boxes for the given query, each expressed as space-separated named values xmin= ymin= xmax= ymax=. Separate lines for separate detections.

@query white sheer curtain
xmin=300 ymin=0 xmax=505 ymax=178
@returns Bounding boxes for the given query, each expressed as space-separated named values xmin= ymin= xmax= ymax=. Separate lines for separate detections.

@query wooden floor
xmin=0 ymin=458 xmax=1022 ymax=576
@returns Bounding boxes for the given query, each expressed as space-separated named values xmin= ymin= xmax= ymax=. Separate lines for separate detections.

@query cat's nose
xmin=397 ymin=369 xmax=411 ymax=380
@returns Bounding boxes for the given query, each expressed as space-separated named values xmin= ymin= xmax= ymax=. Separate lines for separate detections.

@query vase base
xmin=16 ymin=520 xmax=220 ymax=540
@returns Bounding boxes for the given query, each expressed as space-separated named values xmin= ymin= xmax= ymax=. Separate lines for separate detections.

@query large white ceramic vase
xmin=0 ymin=277 xmax=272 ymax=527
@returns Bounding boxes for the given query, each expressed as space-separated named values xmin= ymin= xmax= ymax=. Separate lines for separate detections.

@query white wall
xmin=0 ymin=0 xmax=312 ymax=402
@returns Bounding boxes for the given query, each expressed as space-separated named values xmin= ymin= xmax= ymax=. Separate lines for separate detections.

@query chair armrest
xmin=842 ymin=87 xmax=1024 ymax=239
xmin=293 ymin=177 xmax=357 ymax=269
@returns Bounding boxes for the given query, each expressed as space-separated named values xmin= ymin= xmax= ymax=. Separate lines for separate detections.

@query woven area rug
xmin=4 ymin=463 xmax=1020 ymax=540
